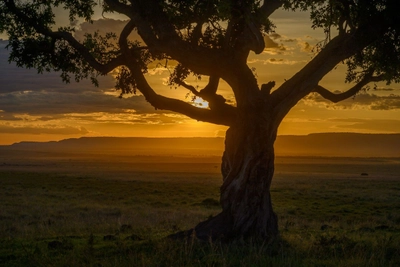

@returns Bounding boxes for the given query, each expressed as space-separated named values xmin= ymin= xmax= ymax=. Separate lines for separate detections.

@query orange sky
xmin=1 ymin=8 xmax=400 ymax=145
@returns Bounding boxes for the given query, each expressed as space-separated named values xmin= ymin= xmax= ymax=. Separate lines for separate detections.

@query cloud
xmin=298 ymin=41 xmax=313 ymax=53
xmin=0 ymin=112 xmax=23 ymax=121
xmin=331 ymin=118 xmax=400 ymax=132
xmin=304 ymin=92 xmax=400 ymax=110
xmin=0 ymin=35 xmax=193 ymax=135
xmin=282 ymin=38 xmax=297 ymax=43
xmin=265 ymin=58 xmax=302 ymax=65
xmin=374 ymin=87 xmax=396 ymax=92
xmin=0 ymin=91 xmax=161 ymax=115
xmin=63 ymin=112 xmax=188 ymax=125
xmin=0 ymin=124 xmax=89 ymax=135
xmin=263 ymin=34 xmax=318 ymax=56
xmin=269 ymin=33 xmax=282 ymax=40
xmin=0 ymin=41 xmax=116 ymax=94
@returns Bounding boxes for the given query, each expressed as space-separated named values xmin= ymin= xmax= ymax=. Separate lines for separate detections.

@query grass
xmin=0 ymin=156 xmax=399 ymax=266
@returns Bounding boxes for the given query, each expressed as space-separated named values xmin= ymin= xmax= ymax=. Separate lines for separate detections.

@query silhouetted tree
xmin=1 ymin=0 xmax=399 ymax=241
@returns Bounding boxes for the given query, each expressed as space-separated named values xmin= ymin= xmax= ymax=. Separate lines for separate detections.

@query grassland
xmin=0 ymin=152 xmax=399 ymax=266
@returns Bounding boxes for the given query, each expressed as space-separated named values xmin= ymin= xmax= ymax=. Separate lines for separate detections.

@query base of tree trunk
xmin=168 ymin=210 xmax=278 ymax=243
xmin=194 ymin=211 xmax=233 ymax=241
xmin=167 ymin=213 xmax=230 ymax=242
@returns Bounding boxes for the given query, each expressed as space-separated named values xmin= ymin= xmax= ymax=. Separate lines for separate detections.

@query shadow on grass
xmin=2 ymin=227 xmax=400 ymax=267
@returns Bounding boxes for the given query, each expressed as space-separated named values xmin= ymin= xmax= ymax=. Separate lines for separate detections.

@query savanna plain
xmin=0 ymin=149 xmax=399 ymax=266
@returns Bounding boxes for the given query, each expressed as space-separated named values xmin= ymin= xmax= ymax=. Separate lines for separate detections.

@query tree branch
xmin=105 ymin=0 xmax=160 ymax=48
xmin=126 ymin=62 xmax=236 ymax=126
xmin=171 ymin=76 xmax=237 ymax=122
xmin=313 ymin=73 xmax=385 ymax=103
xmin=5 ymin=0 xmax=124 ymax=75
xmin=190 ymin=21 xmax=204 ymax=44
xmin=119 ymin=19 xmax=136 ymax=54
xmin=176 ymin=81 xmax=201 ymax=96
xmin=269 ymin=18 xmax=390 ymax=126
xmin=259 ymin=0 xmax=283 ymax=17
xmin=103 ymin=0 xmax=133 ymax=18
xmin=228 ymin=0 xmax=283 ymax=56
xmin=54 ymin=32 xmax=125 ymax=74
xmin=197 ymin=76 xmax=236 ymax=112
xmin=271 ymin=24 xmax=387 ymax=108
xmin=105 ymin=1 xmax=254 ymax=95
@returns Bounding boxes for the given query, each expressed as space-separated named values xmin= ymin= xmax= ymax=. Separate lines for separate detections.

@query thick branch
xmin=199 ymin=76 xmax=220 ymax=96
xmin=270 ymin=22 xmax=388 ymax=123
xmin=145 ymin=94 xmax=234 ymax=126
xmin=227 ymin=0 xmax=282 ymax=57
xmin=170 ymin=76 xmax=237 ymax=121
xmin=313 ymin=74 xmax=385 ymax=103
xmin=176 ymin=81 xmax=201 ymax=96
xmin=190 ymin=21 xmax=204 ymax=44
xmin=105 ymin=0 xmax=159 ymax=47
xmin=119 ymin=19 xmax=136 ymax=53
xmin=259 ymin=0 xmax=283 ymax=17
xmin=107 ymin=0 xmax=235 ymax=82
xmin=103 ymin=0 xmax=133 ymax=18
xmin=106 ymin=0 xmax=258 ymax=98
xmin=127 ymin=62 xmax=236 ymax=126
xmin=198 ymin=76 xmax=236 ymax=112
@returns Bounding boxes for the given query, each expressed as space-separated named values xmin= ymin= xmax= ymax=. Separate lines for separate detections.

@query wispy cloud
xmin=303 ymin=91 xmax=400 ymax=110
xmin=0 ymin=124 xmax=89 ymax=135
xmin=0 ymin=91 xmax=161 ymax=115
xmin=331 ymin=118 xmax=400 ymax=132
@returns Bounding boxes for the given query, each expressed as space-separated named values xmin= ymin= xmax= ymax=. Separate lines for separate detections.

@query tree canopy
xmin=2 ymin=0 xmax=399 ymax=128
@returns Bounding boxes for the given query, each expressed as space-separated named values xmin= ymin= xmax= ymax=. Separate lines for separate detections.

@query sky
xmin=1 ymin=6 xmax=400 ymax=145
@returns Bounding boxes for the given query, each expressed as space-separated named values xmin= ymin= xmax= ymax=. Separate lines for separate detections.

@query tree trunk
xmin=195 ymin=110 xmax=278 ymax=241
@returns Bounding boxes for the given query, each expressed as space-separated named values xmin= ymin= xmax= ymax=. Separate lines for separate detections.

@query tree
xmin=1 ymin=0 xmax=399 ymax=241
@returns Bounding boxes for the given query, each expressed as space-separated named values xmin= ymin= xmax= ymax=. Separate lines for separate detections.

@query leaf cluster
xmin=284 ymin=0 xmax=400 ymax=84
xmin=0 ymin=0 xmax=101 ymax=84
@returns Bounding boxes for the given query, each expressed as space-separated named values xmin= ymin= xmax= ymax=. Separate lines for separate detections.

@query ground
xmin=0 ymin=149 xmax=399 ymax=266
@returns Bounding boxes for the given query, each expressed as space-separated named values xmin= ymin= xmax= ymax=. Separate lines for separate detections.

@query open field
xmin=0 ymin=151 xmax=399 ymax=266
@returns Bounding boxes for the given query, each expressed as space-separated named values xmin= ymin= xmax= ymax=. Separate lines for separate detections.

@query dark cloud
xmin=283 ymin=38 xmax=297 ymax=42
xmin=0 ymin=24 xmax=168 ymax=118
xmin=0 ymin=91 xmax=159 ymax=115
xmin=268 ymin=58 xmax=284 ymax=63
xmin=0 ymin=112 xmax=22 ymax=121
xmin=0 ymin=37 xmax=167 ymax=117
xmin=0 ymin=124 xmax=89 ymax=135
xmin=0 ymin=41 xmax=115 ymax=94
xmin=305 ymin=92 xmax=400 ymax=110
xmin=269 ymin=33 xmax=282 ymax=40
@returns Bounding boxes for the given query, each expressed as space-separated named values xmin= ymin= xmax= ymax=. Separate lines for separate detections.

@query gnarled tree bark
xmin=195 ymin=107 xmax=278 ymax=241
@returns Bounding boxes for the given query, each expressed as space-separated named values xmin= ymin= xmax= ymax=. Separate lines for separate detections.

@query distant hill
xmin=275 ymin=133 xmax=400 ymax=157
xmin=1 ymin=133 xmax=400 ymax=157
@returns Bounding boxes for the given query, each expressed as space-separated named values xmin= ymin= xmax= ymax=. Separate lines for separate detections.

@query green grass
xmin=0 ymin=159 xmax=399 ymax=266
